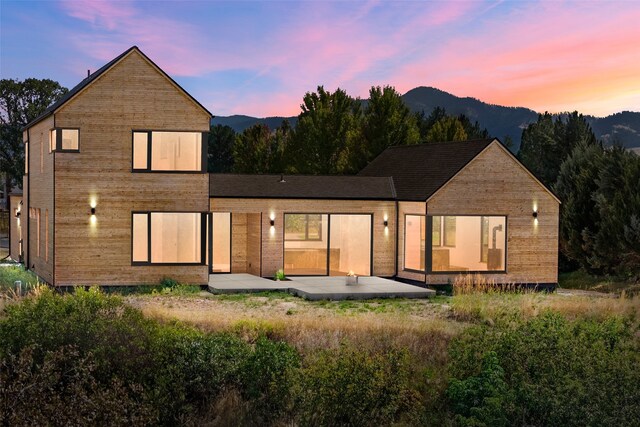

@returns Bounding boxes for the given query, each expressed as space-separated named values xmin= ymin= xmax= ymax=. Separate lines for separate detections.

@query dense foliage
xmin=518 ymin=112 xmax=640 ymax=275
xmin=447 ymin=312 xmax=640 ymax=427
xmin=0 ymin=78 xmax=68 ymax=190
xmin=216 ymin=86 xmax=491 ymax=175
xmin=1 ymin=289 xmax=638 ymax=426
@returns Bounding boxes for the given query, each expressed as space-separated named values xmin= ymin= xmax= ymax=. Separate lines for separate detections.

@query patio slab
xmin=208 ymin=274 xmax=434 ymax=300
xmin=287 ymin=276 xmax=435 ymax=300
xmin=208 ymin=273 xmax=289 ymax=293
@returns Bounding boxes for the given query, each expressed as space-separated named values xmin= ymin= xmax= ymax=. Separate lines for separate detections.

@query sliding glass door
xmin=284 ymin=213 xmax=372 ymax=276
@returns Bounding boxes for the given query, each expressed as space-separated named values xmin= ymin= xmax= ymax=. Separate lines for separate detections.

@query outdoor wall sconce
xmin=532 ymin=210 xmax=538 ymax=219
xmin=383 ymin=219 xmax=388 ymax=227
xmin=15 ymin=210 xmax=20 ymax=218
xmin=90 ymin=207 xmax=96 ymax=216
xmin=270 ymin=218 xmax=275 ymax=226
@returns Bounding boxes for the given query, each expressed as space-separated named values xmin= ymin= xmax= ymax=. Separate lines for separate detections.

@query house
xmin=10 ymin=46 xmax=560 ymax=288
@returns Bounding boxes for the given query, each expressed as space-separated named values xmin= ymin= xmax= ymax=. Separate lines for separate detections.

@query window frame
xmin=403 ymin=213 xmax=426 ymax=273
xmin=284 ymin=213 xmax=324 ymax=241
xmin=426 ymin=214 xmax=508 ymax=274
xmin=282 ymin=212 xmax=374 ymax=277
xmin=131 ymin=130 xmax=208 ymax=173
xmin=131 ymin=211 xmax=208 ymax=266
xmin=49 ymin=128 xmax=80 ymax=153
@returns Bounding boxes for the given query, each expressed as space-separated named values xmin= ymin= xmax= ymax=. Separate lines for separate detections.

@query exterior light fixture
xmin=532 ymin=210 xmax=538 ymax=219
xmin=15 ymin=210 xmax=20 ymax=218
xmin=270 ymin=218 xmax=275 ymax=226
xmin=90 ymin=207 xmax=96 ymax=216
xmin=383 ymin=219 xmax=388 ymax=227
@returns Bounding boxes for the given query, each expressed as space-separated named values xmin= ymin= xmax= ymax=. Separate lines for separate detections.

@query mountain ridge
xmin=212 ymin=87 xmax=640 ymax=152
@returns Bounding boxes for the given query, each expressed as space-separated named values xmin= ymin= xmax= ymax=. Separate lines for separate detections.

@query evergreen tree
xmin=518 ymin=112 xmax=597 ymax=187
xmin=554 ymin=141 xmax=605 ymax=273
xmin=207 ymin=124 xmax=235 ymax=172
xmin=458 ymin=114 xmax=490 ymax=139
xmin=232 ymin=124 xmax=275 ymax=173
xmin=415 ymin=107 xmax=447 ymax=141
xmin=286 ymin=86 xmax=362 ymax=174
xmin=555 ymin=142 xmax=640 ymax=275
xmin=425 ymin=116 xmax=468 ymax=142
xmin=360 ymin=85 xmax=419 ymax=167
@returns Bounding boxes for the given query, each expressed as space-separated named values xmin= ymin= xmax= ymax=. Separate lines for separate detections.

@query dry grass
xmin=450 ymin=292 xmax=640 ymax=325
xmin=128 ymin=294 xmax=462 ymax=363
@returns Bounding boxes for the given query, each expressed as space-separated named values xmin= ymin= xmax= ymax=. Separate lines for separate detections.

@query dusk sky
xmin=1 ymin=0 xmax=639 ymax=118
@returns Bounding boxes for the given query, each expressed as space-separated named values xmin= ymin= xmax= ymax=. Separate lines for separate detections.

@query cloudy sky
xmin=2 ymin=0 xmax=639 ymax=117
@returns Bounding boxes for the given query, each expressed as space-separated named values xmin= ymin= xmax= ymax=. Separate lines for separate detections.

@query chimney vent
xmin=87 ymin=69 xmax=90 ymax=78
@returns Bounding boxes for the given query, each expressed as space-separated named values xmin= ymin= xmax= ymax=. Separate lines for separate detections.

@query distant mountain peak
xmin=212 ymin=87 xmax=640 ymax=152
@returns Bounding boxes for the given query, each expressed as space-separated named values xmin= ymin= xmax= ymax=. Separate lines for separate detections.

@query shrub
xmin=0 ymin=345 xmax=155 ymax=426
xmin=149 ymin=325 xmax=251 ymax=424
xmin=447 ymin=312 xmax=640 ymax=426
xmin=240 ymin=336 xmax=300 ymax=420
xmin=296 ymin=345 xmax=421 ymax=426
xmin=0 ymin=288 xmax=302 ymax=426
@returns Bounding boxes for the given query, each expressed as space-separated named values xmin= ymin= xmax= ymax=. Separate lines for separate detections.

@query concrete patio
xmin=208 ymin=274 xmax=435 ymax=300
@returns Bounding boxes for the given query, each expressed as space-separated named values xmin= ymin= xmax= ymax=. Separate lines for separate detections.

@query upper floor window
xmin=132 ymin=131 xmax=205 ymax=172
xmin=50 ymin=128 xmax=79 ymax=152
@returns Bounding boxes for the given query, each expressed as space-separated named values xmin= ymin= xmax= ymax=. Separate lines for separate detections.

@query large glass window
xmin=133 ymin=131 xmax=203 ymax=172
xmin=132 ymin=212 xmax=204 ymax=264
xmin=284 ymin=214 xmax=372 ymax=276
xmin=405 ymin=215 xmax=425 ymax=271
xmin=430 ymin=215 xmax=506 ymax=272
xmin=329 ymin=214 xmax=371 ymax=276
xmin=211 ymin=212 xmax=231 ymax=273
xmin=284 ymin=214 xmax=328 ymax=275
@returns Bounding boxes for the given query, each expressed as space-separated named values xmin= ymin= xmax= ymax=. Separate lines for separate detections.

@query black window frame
xmin=426 ymin=214 xmax=508 ymax=274
xmin=131 ymin=130 xmax=208 ymax=173
xmin=49 ymin=128 xmax=80 ymax=153
xmin=284 ymin=213 xmax=324 ymax=241
xmin=131 ymin=211 xmax=208 ymax=266
xmin=283 ymin=212 xmax=374 ymax=277
xmin=403 ymin=213 xmax=426 ymax=273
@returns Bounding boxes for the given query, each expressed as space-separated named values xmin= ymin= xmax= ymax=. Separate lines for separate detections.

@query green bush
xmin=296 ymin=345 xmax=421 ymax=426
xmin=0 ymin=288 xmax=303 ymax=426
xmin=447 ymin=312 xmax=640 ymax=426
xmin=240 ymin=336 xmax=300 ymax=420
xmin=0 ymin=345 xmax=155 ymax=426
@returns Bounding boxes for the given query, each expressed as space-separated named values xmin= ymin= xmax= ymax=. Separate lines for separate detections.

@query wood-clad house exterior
xmin=20 ymin=46 xmax=211 ymax=286
xmin=14 ymin=46 xmax=560 ymax=288
xmin=359 ymin=139 xmax=561 ymax=286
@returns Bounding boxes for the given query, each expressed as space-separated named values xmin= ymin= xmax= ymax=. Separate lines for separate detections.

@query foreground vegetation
xmin=1 ymin=286 xmax=638 ymax=426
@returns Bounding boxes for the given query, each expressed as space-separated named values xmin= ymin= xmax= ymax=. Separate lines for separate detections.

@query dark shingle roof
xmin=210 ymin=174 xmax=396 ymax=200
xmin=24 ymin=46 xmax=211 ymax=130
xmin=358 ymin=138 xmax=495 ymax=201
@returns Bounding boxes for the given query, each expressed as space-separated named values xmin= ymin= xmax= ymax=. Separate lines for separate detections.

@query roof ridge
xmin=386 ymin=138 xmax=495 ymax=149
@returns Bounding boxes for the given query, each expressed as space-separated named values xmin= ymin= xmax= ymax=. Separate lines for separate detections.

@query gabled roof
xmin=210 ymin=174 xmax=396 ymax=200
xmin=358 ymin=138 xmax=495 ymax=201
xmin=24 ymin=46 xmax=211 ymax=130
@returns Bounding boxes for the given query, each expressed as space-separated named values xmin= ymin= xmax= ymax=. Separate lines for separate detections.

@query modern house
xmin=10 ymin=46 xmax=560 ymax=288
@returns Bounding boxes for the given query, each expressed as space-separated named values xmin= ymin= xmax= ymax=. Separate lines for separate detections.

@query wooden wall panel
xmin=24 ymin=116 xmax=54 ymax=284
xmin=52 ymin=50 xmax=210 ymax=285
xmin=211 ymin=198 xmax=396 ymax=278
xmin=246 ymin=213 xmax=261 ymax=276
xmin=231 ymin=213 xmax=248 ymax=272
xmin=426 ymin=142 xmax=559 ymax=285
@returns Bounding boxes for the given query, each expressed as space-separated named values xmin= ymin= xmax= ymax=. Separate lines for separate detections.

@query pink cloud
xmin=58 ymin=0 xmax=212 ymax=77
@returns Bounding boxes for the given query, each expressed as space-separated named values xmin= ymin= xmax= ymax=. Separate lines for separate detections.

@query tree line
xmin=208 ymin=86 xmax=491 ymax=174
